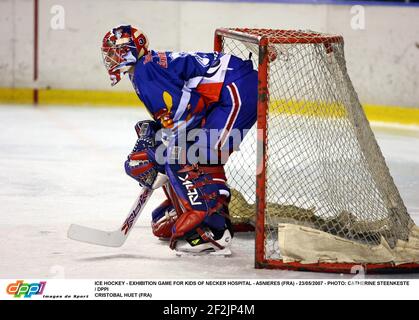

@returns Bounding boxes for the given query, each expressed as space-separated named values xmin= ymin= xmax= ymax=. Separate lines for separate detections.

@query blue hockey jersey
xmin=130 ymin=50 xmax=251 ymax=131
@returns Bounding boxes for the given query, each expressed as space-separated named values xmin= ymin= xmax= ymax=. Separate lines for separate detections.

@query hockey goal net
xmin=215 ymin=28 xmax=419 ymax=273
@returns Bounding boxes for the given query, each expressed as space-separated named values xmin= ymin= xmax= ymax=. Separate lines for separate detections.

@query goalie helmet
xmin=101 ymin=25 xmax=149 ymax=86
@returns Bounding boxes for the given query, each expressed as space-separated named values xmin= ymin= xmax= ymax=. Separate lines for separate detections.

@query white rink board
xmin=2 ymin=0 xmax=419 ymax=107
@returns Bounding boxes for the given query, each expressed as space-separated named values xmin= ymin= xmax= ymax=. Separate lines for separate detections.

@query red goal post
xmin=214 ymin=28 xmax=419 ymax=274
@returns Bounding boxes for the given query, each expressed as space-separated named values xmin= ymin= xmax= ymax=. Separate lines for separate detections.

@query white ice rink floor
xmin=1 ymin=105 xmax=418 ymax=279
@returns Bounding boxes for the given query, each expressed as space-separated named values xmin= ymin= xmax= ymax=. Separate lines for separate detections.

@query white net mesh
xmin=220 ymin=29 xmax=414 ymax=263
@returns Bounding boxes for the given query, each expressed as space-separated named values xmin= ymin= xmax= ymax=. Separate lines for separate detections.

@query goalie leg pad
xmin=169 ymin=209 xmax=233 ymax=252
xmin=151 ymin=198 xmax=177 ymax=239
xmin=165 ymin=163 xmax=232 ymax=250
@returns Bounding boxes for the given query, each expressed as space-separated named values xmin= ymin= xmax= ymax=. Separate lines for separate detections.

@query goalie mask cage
xmin=215 ymin=28 xmax=419 ymax=274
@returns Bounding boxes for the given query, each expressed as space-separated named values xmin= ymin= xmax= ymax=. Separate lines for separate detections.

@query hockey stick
xmin=67 ymin=187 xmax=153 ymax=247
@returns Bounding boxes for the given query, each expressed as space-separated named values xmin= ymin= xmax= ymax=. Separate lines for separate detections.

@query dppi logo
xmin=6 ymin=280 xmax=46 ymax=298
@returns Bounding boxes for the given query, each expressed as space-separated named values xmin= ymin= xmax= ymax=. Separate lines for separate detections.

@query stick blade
xmin=67 ymin=224 xmax=125 ymax=247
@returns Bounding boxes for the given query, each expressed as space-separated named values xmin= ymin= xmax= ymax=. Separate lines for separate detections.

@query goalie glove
xmin=125 ymin=150 xmax=158 ymax=189
xmin=125 ymin=120 xmax=167 ymax=188
xmin=132 ymin=120 xmax=160 ymax=152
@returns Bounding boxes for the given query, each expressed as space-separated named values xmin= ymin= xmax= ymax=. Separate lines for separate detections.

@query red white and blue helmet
xmin=101 ymin=25 xmax=149 ymax=86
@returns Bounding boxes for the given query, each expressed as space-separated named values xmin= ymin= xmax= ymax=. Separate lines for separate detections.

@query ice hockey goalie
xmin=101 ymin=25 xmax=258 ymax=255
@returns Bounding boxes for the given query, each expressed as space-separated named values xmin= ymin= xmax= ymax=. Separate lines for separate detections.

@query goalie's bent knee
xmin=151 ymin=199 xmax=177 ymax=239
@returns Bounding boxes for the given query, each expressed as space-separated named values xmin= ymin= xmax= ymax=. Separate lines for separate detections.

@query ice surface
xmin=0 ymin=105 xmax=418 ymax=279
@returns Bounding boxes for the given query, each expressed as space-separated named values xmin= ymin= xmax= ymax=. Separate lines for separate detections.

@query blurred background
xmin=1 ymin=0 xmax=418 ymax=122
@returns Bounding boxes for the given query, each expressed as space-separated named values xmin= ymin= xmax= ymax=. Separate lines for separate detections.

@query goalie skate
xmin=175 ymin=228 xmax=233 ymax=257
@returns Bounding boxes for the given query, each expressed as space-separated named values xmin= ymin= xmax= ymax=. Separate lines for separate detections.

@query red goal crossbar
xmin=214 ymin=28 xmax=419 ymax=274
